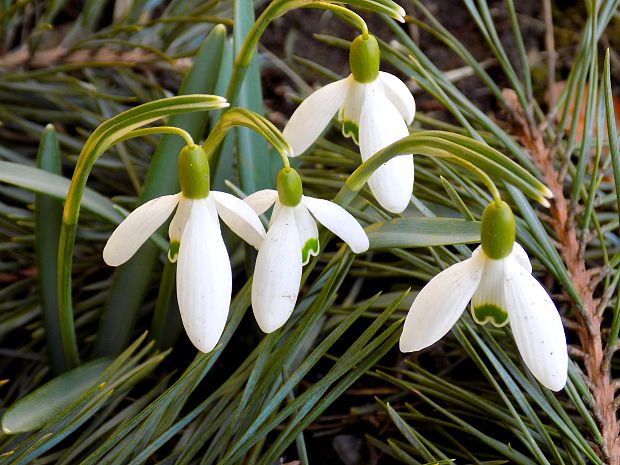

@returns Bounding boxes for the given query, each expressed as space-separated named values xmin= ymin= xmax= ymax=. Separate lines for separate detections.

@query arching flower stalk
xmin=245 ymin=167 xmax=369 ymax=333
xmin=104 ymin=144 xmax=265 ymax=352
xmin=282 ymin=33 xmax=415 ymax=214
xmin=400 ymin=200 xmax=568 ymax=391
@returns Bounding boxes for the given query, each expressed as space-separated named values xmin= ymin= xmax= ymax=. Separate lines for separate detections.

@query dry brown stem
xmin=0 ymin=45 xmax=191 ymax=71
xmin=503 ymin=88 xmax=619 ymax=463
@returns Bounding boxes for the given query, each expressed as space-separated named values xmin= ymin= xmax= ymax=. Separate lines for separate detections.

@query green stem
xmin=115 ymin=127 xmax=194 ymax=147
xmin=203 ymin=107 xmax=293 ymax=175
xmin=58 ymin=95 xmax=226 ymax=367
xmin=441 ymin=155 xmax=501 ymax=204
xmin=225 ymin=0 xmax=379 ymax=103
xmin=304 ymin=3 xmax=368 ymax=37
xmin=344 ymin=131 xmax=550 ymax=206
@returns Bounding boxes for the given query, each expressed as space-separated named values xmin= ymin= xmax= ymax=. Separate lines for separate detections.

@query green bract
xmin=349 ymin=34 xmax=380 ymax=83
xmin=480 ymin=200 xmax=515 ymax=259
xmin=178 ymin=145 xmax=210 ymax=199
xmin=276 ymin=167 xmax=302 ymax=206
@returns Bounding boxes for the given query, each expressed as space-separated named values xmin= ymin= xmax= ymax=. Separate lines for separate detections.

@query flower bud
xmin=480 ymin=200 xmax=515 ymax=259
xmin=276 ymin=167 xmax=302 ymax=207
xmin=349 ymin=34 xmax=380 ymax=83
xmin=178 ymin=145 xmax=210 ymax=199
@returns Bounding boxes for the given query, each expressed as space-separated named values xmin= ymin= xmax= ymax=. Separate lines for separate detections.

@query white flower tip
xmin=399 ymin=334 xmax=423 ymax=353
xmin=254 ymin=314 xmax=286 ymax=334
xmin=102 ymin=244 xmax=125 ymax=267
xmin=530 ymin=339 xmax=568 ymax=392
xmin=399 ymin=319 xmax=436 ymax=352
xmin=543 ymin=372 xmax=567 ymax=392
xmin=188 ymin=335 xmax=219 ymax=353
xmin=349 ymin=233 xmax=369 ymax=254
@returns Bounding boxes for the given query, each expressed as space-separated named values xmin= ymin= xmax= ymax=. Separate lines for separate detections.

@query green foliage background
xmin=0 ymin=0 xmax=619 ymax=464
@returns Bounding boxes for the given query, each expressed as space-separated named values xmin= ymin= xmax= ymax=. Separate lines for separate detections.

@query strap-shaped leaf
xmin=2 ymin=359 xmax=110 ymax=434
xmin=366 ymin=217 xmax=480 ymax=249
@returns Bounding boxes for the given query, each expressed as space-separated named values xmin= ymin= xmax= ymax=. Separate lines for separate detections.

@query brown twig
xmin=503 ymin=88 xmax=619 ymax=463
xmin=0 ymin=45 xmax=192 ymax=71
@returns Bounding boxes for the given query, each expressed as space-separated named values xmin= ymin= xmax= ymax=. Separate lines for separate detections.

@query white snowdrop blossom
xmin=399 ymin=243 xmax=568 ymax=391
xmin=245 ymin=168 xmax=369 ymax=333
xmin=399 ymin=201 xmax=568 ymax=391
xmin=103 ymin=145 xmax=265 ymax=353
xmin=282 ymin=34 xmax=415 ymax=214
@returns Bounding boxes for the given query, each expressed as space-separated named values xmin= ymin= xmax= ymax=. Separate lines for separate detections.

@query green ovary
xmin=471 ymin=304 xmax=509 ymax=327
xmin=342 ymin=120 xmax=359 ymax=144
xmin=301 ymin=238 xmax=319 ymax=265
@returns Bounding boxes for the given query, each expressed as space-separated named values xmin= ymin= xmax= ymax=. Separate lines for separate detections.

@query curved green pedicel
xmin=480 ymin=200 xmax=515 ymax=259
xmin=471 ymin=304 xmax=509 ymax=327
xmin=349 ymin=34 xmax=380 ymax=83
xmin=277 ymin=167 xmax=302 ymax=207
xmin=342 ymin=120 xmax=360 ymax=144
xmin=178 ymin=144 xmax=210 ymax=199
xmin=301 ymin=238 xmax=319 ymax=265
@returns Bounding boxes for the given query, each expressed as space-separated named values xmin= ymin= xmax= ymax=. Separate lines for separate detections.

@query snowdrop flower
xmin=103 ymin=144 xmax=265 ymax=353
xmin=282 ymin=34 xmax=415 ymax=214
xmin=245 ymin=167 xmax=369 ymax=333
xmin=400 ymin=201 xmax=568 ymax=391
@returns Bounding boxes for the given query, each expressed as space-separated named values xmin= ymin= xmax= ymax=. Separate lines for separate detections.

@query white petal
xmin=338 ymin=77 xmax=368 ymax=144
xmin=400 ymin=254 xmax=484 ymax=352
xmin=103 ymin=193 xmax=180 ymax=266
xmin=504 ymin=256 xmax=568 ymax=391
xmin=302 ymin=196 xmax=369 ymax=254
xmin=282 ymin=78 xmax=349 ymax=156
xmin=176 ymin=198 xmax=232 ymax=353
xmin=379 ymin=71 xmax=416 ymax=124
xmin=512 ymin=242 xmax=532 ymax=274
xmin=244 ymin=189 xmax=278 ymax=215
xmin=269 ymin=201 xmax=283 ymax=228
xmin=168 ymin=196 xmax=192 ymax=243
xmin=213 ymin=191 xmax=266 ymax=249
xmin=293 ymin=204 xmax=319 ymax=265
xmin=252 ymin=207 xmax=302 ymax=333
xmin=471 ymin=256 xmax=511 ymax=327
xmin=359 ymin=88 xmax=414 ymax=214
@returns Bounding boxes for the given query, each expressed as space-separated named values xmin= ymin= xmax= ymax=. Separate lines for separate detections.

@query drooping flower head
xmin=399 ymin=200 xmax=568 ymax=391
xmin=282 ymin=34 xmax=415 ymax=214
xmin=103 ymin=144 xmax=266 ymax=353
xmin=245 ymin=167 xmax=369 ymax=333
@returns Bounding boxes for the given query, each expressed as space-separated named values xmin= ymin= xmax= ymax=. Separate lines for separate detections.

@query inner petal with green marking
xmin=471 ymin=303 xmax=509 ymax=327
xmin=168 ymin=240 xmax=180 ymax=263
xmin=293 ymin=204 xmax=319 ymax=266
xmin=301 ymin=237 xmax=319 ymax=265
xmin=342 ymin=120 xmax=359 ymax=144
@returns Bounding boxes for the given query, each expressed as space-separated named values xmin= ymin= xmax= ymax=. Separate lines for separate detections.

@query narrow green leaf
xmin=34 ymin=126 xmax=68 ymax=373
xmin=233 ymin=0 xmax=277 ymax=192
xmin=0 ymin=161 xmax=122 ymax=224
xmin=1 ymin=359 xmax=110 ymax=434
xmin=385 ymin=403 xmax=436 ymax=461
xmin=439 ymin=175 xmax=476 ymax=220
xmin=366 ymin=217 xmax=480 ymax=249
